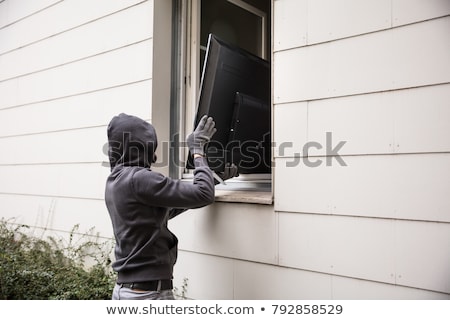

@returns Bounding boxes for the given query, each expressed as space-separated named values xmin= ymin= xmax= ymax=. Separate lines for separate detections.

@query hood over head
xmin=107 ymin=113 xmax=158 ymax=169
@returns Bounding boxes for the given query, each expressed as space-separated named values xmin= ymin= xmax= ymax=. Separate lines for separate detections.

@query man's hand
xmin=215 ymin=163 xmax=239 ymax=185
xmin=187 ymin=115 xmax=217 ymax=156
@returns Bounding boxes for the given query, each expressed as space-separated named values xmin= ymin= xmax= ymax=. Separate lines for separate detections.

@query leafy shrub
xmin=0 ymin=219 xmax=115 ymax=300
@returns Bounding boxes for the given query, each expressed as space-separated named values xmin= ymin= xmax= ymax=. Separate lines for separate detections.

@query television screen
xmin=186 ymin=34 xmax=271 ymax=174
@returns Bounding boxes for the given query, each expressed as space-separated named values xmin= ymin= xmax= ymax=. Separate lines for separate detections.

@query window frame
xmin=170 ymin=0 xmax=273 ymax=199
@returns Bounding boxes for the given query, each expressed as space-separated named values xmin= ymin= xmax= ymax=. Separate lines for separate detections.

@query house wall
xmin=271 ymin=0 xmax=450 ymax=298
xmin=1 ymin=0 xmax=449 ymax=300
xmin=0 ymin=0 xmax=154 ymax=237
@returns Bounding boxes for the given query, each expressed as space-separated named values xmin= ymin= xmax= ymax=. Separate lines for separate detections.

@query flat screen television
xmin=186 ymin=34 xmax=271 ymax=174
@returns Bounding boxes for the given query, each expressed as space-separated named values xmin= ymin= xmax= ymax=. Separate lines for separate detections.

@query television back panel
xmin=228 ymin=92 xmax=271 ymax=174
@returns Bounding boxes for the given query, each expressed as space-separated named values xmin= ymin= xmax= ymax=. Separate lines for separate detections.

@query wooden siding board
xmin=307 ymin=0 xmax=391 ymax=45
xmin=279 ymin=212 xmax=397 ymax=285
xmin=273 ymin=102 xmax=308 ymax=158
xmin=0 ymin=39 xmax=153 ymax=110
xmin=395 ymin=220 xmax=450 ymax=294
xmin=0 ymin=193 xmax=112 ymax=238
xmin=392 ymin=0 xmax=450 ymax=26
xmin=279 ymin=212 xmax=450 ymax=293
xmin=0 ymin=80 xmax=152 ymax=137
xmin=331 ymin=275 xmax=450 ymax=299
xmin=273 ymin=0 xmax=307 ymax=51
xmin=274 ymin=17 xmax=450 ymax=103
xmin=0 ymin=1 xmax=153 ymax=82
xmin=274 ymin=154 xmax=450 ymax=223
xmin=0 ymin=0 xmax=61 ymax=29
xmin=175 ymin=249 xmax=450 ymax=299
xmin=174 ymin=251 xmax=235 ymax=300
xmin=273 ymin=0 xmax=450 ymax=51
xmin=234 ymin=259 xmax=333 ymax=299
xmin=393 ymin=85 xmax=450 ymax=154
xmin=273 ymin=84 xmax=450 ymax=158
xmin=0 ymin=126 xmax=107 ymax=165
xmin=307 ymin=92 xmax=393 ymax=156
xmin=0 ymin=0 xmax=146 ymax=55
xmin=0 ymin=163 xmax=109 ymax=200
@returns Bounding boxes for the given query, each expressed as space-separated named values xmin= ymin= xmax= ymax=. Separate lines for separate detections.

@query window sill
xmin=214 ymin=190 xmax=273 ymax=205
xmin=182 ymin=173 xmax=273 ymax=204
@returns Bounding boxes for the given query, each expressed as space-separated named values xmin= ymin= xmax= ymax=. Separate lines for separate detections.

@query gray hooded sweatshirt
xmin=105 ymin=113 xmax=215 ymax=283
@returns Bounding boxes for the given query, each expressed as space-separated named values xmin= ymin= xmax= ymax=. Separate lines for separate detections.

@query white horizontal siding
xmin=307 ymin=0 xmax=391 ymax=45
xmin=0 ymin=163 xmax=109 ymax=200
xmin=274 ymin=84 xmax=450 ymax=157
xmin=0 ymin=1 xmax=153 ymax=82
xmin=0 ymin=0 xmax=146 ymax=55
xmin=174 ymin=250 xmax=450 ymax=299
xmin=0 ymin=0 xmax=61 ymax=29
xmin=330 ymin=275 xmax=449 ymax=300
xmin=234 ymin=259 xmax=333 ymax=299
xmin=273 ymin=0 xmax=450 ymax=51
xmin=273 ymin=101 xmax=308 ymax=158
xmin=0 ymin=127 xmax=107 ymax=165
xmin=393 ymin=0 xmax=450 ymax=26
xmin=273 ymin=17 xmax=450 ymax=103
xmin=0 ymin=39 xmax=153 ymax=110
xmin=278 ymin=212 xmax=450 ymax=293
xmin=273 ymin=0 xmax=308 ymax=51
xmin=174 ymin=251 xmax=235 ymax=300
xmin=395 ymin=220 xmax=450 ymax=293
xmin=175 ymin=250 xmax=332 ymax=300
xmin=279 ymin=212 xmax=396 ymax=285
xmin=308 ymin=84 xmax=450 ymax=156
xmin=274 ymin=154 xmax=450 ymax=223
xmin=0 ymin=194 xmax=112 ymax=238
xmin=0 ymin=80 xmax=152 ymax=137
xmin=170 ymin=202 xmax=278 ymax=265
xmin=235 ymin=259 xmax=450 ymax=300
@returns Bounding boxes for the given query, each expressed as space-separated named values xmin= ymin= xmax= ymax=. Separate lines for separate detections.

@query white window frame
xmin=173 ymin=0 xmax=272 ymax=194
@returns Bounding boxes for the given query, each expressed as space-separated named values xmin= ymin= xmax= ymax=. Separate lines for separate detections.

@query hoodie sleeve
xmin=132 ymin=157 xmax=215 ymax=209
xmin=168 ymin=208 xmax=187 ymax=219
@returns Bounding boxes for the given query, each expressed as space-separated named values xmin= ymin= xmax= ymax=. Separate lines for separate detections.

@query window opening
xmin=173 ymin=0 xmax=272 ymax=193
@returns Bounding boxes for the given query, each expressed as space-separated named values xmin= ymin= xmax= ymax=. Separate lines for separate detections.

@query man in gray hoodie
xmin=105 ymin=113 xmax=234 ymax=300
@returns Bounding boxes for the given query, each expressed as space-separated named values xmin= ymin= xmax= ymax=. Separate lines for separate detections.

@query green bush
xmin=0 ymin=219 xmax=115 ymax=300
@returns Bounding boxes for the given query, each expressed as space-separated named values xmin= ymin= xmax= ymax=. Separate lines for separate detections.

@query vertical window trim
xmin=184 ymin=0 xmax=201 ymax=141
xmin=170 ymin=0 xmax=199 ymax=179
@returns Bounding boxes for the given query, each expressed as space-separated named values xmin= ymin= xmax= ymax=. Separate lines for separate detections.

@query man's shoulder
xmin=132 ymin=167 xmax=164 ymax=178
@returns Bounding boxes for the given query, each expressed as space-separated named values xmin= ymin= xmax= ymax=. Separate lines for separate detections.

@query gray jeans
xmin=112 ymin=283 xmax=175 ymax=300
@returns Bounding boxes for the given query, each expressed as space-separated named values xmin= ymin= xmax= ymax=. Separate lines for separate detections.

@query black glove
xmin=186 ymin=115 xmax=217 ymax=156
xmin=215 ymin=163 xmax=239 ymax=185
